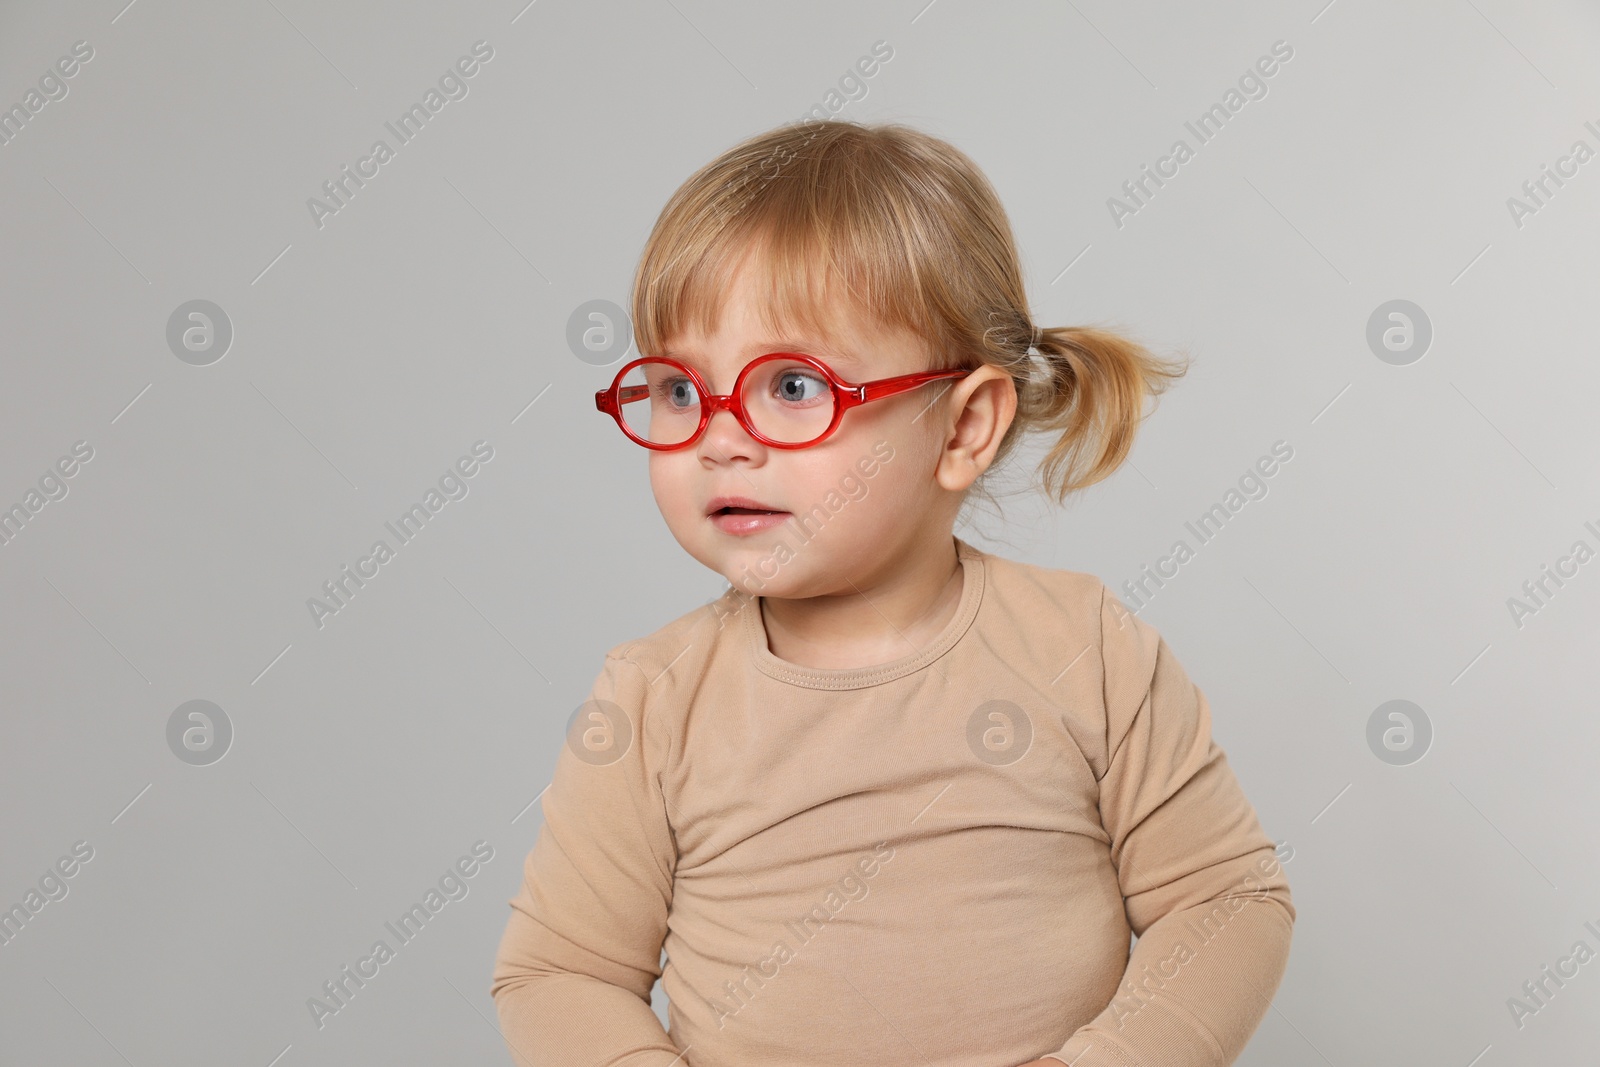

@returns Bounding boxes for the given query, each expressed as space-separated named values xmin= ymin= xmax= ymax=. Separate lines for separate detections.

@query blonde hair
xmin=629 ymin=119 xmax=1189 ymax=509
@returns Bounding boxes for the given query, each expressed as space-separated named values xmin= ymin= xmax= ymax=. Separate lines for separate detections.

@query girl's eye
xmin=658 ymin=378 xmax=699 ymax=409
xmin=774 ymin=370 xmax=829 ymax=403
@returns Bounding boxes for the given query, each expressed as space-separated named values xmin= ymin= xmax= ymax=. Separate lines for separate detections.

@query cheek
xmin=864 ymin=391 xmax=944 ymax=443
xmin=816 ymin=427 xmax=930 ymax=505
xmin=851 ymin=404 xmax=940 ymax=471
xmin=647 ymin=455 xmax=688 ymax=509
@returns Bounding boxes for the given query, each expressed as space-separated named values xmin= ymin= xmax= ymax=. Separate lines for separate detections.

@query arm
xmin=1041 ymin=586 xmax=1295 ymax=1067
xmin=490 ymin=648 xmax=689 ymax=1067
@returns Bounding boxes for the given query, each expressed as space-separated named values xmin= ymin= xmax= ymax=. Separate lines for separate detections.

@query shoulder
xmin=968 ymin=545 xmax=1171 ymax=768
xmin=964 ymin=544 xmax=1114 ymax=697
xmin=594 ymin=584 xmax=750 ymax=711
xmin=981 ymin=548 xmax=1163 ymax=659
xmin=979 ymin=545 xmax=1104 ymax=599
xmin=972 ymin=544 xmax=1111 ymax=646
xmin=571 ymin=588 xmax=746 ymax=778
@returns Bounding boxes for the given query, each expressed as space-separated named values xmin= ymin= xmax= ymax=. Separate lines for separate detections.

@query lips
xmin=706 ymin=495 xmax=791 ymax=536
xmin=706 ymin=496 xmax=787 ymax=517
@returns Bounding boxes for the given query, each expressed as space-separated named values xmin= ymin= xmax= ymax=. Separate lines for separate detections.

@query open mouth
xmin=707 ymin=496 xmax=789 ymax=517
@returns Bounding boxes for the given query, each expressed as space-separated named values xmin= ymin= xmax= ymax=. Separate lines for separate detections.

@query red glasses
xmin=594 ymin=352 xmax=973 ymax=450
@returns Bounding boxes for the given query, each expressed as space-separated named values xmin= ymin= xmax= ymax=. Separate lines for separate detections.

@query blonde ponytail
xmin=1021 ymin=324 xmax=1190 ymax=505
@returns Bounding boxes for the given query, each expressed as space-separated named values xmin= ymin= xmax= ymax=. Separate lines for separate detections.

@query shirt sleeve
xmin=490 ymin=647 xmax=688 ymax=1067
xmin=1043 ymin=584 xmax=1296 ymax=1067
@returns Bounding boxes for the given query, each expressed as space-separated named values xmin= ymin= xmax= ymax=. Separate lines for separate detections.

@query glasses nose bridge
xmin=696 ymin=389 xmax=754 ymax=442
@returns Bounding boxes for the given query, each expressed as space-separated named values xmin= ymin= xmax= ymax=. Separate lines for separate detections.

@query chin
xmin=710 ymin=545 xmax=796 ymax=596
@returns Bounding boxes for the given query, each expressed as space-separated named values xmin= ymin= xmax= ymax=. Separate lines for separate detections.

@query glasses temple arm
xmin=856 ymin=370 xmax=969 ymax=404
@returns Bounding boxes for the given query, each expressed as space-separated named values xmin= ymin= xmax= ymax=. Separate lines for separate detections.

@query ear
xmin=935 ymin=366 xmax=1017 ymax=491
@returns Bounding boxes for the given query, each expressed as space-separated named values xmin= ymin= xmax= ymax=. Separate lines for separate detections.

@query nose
xmin=696 ymin=394 xmax=760 ymax=459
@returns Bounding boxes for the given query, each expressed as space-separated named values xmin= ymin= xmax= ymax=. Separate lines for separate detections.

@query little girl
xmin=491 ymin=119 xmax=1294 ymax=1067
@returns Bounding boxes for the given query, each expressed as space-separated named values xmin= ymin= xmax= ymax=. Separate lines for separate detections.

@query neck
xmin=757 ymin=531 xmax=964 ymax=671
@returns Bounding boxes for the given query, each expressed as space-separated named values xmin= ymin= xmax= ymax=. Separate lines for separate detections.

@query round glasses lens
xmin=740 ymin=358 xmax=836 ymax=444
xmin=618 ymin=361 xmax=703 ymax=446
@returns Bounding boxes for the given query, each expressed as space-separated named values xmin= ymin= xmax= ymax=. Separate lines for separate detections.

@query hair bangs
xmin=631 ymin=125 xmax=946 ymax=369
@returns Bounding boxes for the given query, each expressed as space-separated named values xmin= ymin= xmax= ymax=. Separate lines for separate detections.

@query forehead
xmin=654 ymin=255 xmax=930 ymax=384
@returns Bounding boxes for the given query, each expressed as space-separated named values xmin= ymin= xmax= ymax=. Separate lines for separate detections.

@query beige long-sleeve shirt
xmin=491 ymin=536 xmax=1294 ymax=1066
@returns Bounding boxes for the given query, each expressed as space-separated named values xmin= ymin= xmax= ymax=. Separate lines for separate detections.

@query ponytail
xmin=1018 ymin=324 xmax=1190 ymax=505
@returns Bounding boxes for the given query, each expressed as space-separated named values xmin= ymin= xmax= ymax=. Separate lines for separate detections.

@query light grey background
xmin=3 ymin=0 xmax=1598 ymax=1063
